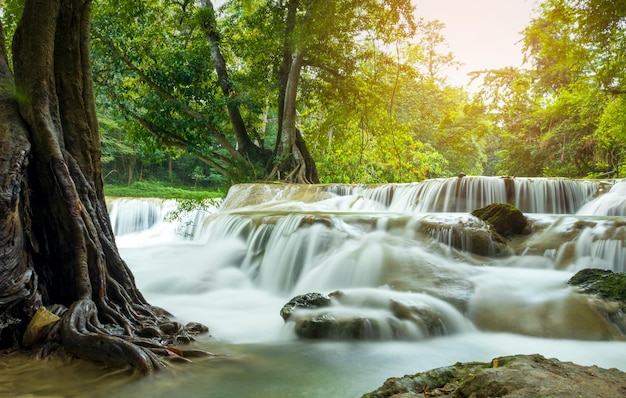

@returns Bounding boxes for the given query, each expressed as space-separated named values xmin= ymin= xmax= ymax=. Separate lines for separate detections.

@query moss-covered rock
xmin=568 ymin=268 xmax=626 ymax=302
xmin=362 ymin=354 xmax=626 ymax=397
xmin=471 ymin=203 xmax=528 ymax=237
xmin=568 ymin=268 xmax=626 ymax=335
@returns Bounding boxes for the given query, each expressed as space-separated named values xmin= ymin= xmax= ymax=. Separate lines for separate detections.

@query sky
xmin=413 ymin=0 xmax=537 ymax=86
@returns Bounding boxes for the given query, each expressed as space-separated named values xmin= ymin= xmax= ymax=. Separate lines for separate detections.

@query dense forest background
xmin=5 ymin=0 xmax=624 ymax=187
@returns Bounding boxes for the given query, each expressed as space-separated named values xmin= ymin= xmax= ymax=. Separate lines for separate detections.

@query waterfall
xmin=68 ymin=179 xmax=626 ymax=397
xmin=514 ymin=178 xmax=601 ymax=213
xmin=108 ymin=197 xmax=221 ymax=238
xmin=110 ymin=176 xmax=625 ymax=344
xmin=577 ymin=179 xmax=626 ymax=216
xmin=214 ymin=176 xmax=607 ymax=214
xmin=108 ymin=198 xmax=164 ymax=236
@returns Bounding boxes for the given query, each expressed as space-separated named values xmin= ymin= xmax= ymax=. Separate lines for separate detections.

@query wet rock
xmin=418 ymin=220 xmax=511 ymax=257
xmin=569 ymin=268 xmax=626 ymax=334
xmin=568 ymin=268 xmax=626 ymax=301
xmin=280 ymin=292 xmax=332 ymax=321
xmin=389 ymin=300 xmax=446 ymax=336
xmin=471 ymin=203 xmax=528 ymax=237
xmin=295 ymin=313 xmax=384 ymax=339
xmin=362 ymin=354 xmax=626 ymax=397
xmin=283 ymin=291 xmax=466 ymax=340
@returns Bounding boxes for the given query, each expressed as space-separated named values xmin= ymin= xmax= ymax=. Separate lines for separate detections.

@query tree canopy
xmin=473 ymin=0 xmax=626 ymax=177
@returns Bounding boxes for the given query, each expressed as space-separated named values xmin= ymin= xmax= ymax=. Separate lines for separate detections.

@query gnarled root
xmin=59 ymin=299 xmax=164 ymax=373
xmin=51 ymin=299 xmax=212 ymax=374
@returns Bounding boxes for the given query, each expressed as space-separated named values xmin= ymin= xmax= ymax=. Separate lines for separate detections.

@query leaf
xmin=22 ymin=307 xmax=61 ymax=346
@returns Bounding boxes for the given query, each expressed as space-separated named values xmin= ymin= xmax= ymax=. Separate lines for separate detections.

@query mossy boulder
xmin=568 ymin=268 xmax=626 ymax=335
xmin=471 ymin=203 xmax=528 ymax=237
xmin=568 ymin=268 xmax=626 ymax=302
xmin=362 ymin=354 xmax=626 ymax=397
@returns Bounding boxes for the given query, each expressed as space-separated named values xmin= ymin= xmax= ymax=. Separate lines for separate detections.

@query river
xmin=3 ymin=176 xmax=626 ymax=397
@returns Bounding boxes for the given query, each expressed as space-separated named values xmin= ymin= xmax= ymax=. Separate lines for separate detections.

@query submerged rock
xmin=362 ymin=354 xmax=626 ymax=397
xmin=471 ymin=203 xmax=528 ymax=237
xmin=294 ymin=313 xmax=387 ymax=340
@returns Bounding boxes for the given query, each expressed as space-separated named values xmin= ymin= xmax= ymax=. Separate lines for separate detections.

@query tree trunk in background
xmin=275 ymin=47 xmax=319 ymax=183
xmin=200 ymin=0 xmax=271 ymax=173
xmin=0 ymin=0 xmax=207 ymax=372
xmin=272 ymin=0 xmax=319 ymax=183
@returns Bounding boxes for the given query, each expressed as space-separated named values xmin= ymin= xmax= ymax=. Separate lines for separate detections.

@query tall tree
xmin=0 ymin=0 xmax=206 ymax=372
xmin=93 ymin=0 xmax=417 ymax=184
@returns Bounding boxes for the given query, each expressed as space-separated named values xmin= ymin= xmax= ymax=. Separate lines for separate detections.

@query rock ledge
xmin=362 ymin=354 xmax=626 ymax=397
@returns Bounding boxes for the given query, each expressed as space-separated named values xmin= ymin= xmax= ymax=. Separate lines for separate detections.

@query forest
xmin=76 ymin=0 xmax=624 ymax=186
xmin=2 ymin=0 xmax=620 ymax=187
xmin=0 ymin=0 xmax=625 ymax=383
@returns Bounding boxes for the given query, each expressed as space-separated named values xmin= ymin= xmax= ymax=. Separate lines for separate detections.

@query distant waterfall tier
xmin=222 ymin=176 xmax=613 ymax=214
xmin=108 ymin=198 xmax=163 ymax=236
xmin=107 ymin=197 xmax=221 ymax=237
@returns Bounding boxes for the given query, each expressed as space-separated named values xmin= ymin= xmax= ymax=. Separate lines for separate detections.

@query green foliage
xmin=595 ymin=95 xmax=626 ymax=175
xmin=104 ymin=180 xmax=225 ymax=199
xmin=89 ymin=0 xmax=625 ymax=184
xmin=0 ymin=0 xmax=23 ymax=58
xmin=473 ymin=0 xmax=626 ymax=178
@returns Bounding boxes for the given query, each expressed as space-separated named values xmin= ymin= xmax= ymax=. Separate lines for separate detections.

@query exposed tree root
xmin=28 ymin=299 xmax=213 ymax=374
xmin=0 ymin=0 xmax=217 ymax=375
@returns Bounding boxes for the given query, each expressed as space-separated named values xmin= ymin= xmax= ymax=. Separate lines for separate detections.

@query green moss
xmin=568 ymin=268 xmax=626 ymax=302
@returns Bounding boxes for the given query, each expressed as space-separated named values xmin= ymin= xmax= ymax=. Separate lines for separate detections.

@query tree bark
xmin=0 ymin=0 xmax=209 ymax=373
xmin=0 ymin=18 xmax=39 ymax=349
xmin=200 ymin=0 xmax=270 ymax=169
xmin=272 ymin=1 xmax=319 ymax=183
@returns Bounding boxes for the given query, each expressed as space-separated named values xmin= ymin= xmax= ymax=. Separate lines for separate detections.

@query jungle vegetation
xmin=0 ymin=0 xmax=624 ymax=374
xmin=86 ymin=0 xmax=626 ymax=186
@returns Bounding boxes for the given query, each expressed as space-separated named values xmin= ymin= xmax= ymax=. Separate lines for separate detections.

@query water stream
xmin=4 ymin=176 xmax=626 ymax=397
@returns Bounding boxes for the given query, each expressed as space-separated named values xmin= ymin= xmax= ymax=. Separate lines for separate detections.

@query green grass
xmin=104 ymin=181 xmax=226 ymax=200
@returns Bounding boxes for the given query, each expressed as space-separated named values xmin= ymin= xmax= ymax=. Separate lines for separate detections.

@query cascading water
xmin=101 ymin=176 xmax=626 ymax=397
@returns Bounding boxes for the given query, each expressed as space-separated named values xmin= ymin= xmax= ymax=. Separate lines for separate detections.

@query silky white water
xmin=38 ymin=176 xmax=624 ymax=397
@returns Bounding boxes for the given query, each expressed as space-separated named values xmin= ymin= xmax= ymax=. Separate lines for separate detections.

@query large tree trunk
xmin=0 ymin=0 xmax=208 ymax=373
xmin=274 ymin=48 xmax=319 ymax=183
xmin=272 ymin=0 xmax=319 ymax=183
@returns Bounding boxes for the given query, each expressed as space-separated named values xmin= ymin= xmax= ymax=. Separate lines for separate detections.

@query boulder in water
xmin=362 ymin=354 xmax=626 ymax=397
xmin=282 ymin=290 xmax=465 ymax=340
xmin=471 ymin=203 xmax=528 ymax=237
xmin=280 ymin=292 xmax=332 ymax=321
xmin=417 ymin=220 xmax=510 ymax=257
xmin=569 ymin=268 xmax=626 ymax=334
xmin=294 ymin=313 xmax=386 ymax=340
xmin=568 ymin=268 xmax=626 ymax=302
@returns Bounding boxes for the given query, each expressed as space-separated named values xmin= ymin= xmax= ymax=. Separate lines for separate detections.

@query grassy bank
xmin=104 ymin=181 xmax=226 ymax=200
